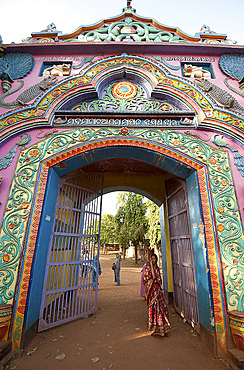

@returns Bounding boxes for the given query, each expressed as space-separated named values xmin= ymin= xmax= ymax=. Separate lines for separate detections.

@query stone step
xmin=0 ymin=349 xmax=22 ymax=370
xmin=228 ymin=348 xmax=244 ymax=369
xmin=0 ymin=342 xmax=11 ymax=361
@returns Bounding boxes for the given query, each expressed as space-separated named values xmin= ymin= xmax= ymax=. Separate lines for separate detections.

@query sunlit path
xmin=10 ymin=254 xmax=228 ymax=370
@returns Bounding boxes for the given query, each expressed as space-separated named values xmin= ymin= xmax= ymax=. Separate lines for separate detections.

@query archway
xmin=24 ymin=147 xmax=203 ymax=337
xmin=5 ymin=134 xmax=230 ymax=359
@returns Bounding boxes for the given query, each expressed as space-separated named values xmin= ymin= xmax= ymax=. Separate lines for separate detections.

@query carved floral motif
xmin=1 ymin=128 xmax=243 ymax=317
xmin=0 ymin=55 xmax=243 ymax=138
xmin=5 ymin=127 xmax=239 ymax=354
xmin=65 ymin=17 xmax=189 ymax=43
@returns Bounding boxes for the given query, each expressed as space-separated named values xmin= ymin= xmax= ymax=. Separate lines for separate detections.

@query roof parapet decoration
xmin=23 ymin=2 xmax=228 ymax=44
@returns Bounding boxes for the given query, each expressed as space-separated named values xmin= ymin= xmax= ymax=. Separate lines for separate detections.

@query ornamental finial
xmin=123 ymin=0 xmax=135 ymax=12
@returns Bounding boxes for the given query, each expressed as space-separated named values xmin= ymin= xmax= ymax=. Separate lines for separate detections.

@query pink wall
xmin=1 ymin=52 xmax=243 ymax=116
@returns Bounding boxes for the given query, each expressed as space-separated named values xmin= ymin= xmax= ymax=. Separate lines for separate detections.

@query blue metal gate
xmin=38 ymin=174 xmax=103 ymax=331
xmin=165 ymin=178 xmax=199 ymax=332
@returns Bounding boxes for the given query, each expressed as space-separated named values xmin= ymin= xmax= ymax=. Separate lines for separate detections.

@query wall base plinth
xmin=0 ymin=305 xmax=13 ymax=341
xmin=228 ymin=348 xmax=244 ymax=369
xmin=229 ymin=311 xmax=244 ymax=352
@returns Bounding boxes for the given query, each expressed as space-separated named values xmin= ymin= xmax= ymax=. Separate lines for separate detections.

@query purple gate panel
xmin=166 ymin=179 xmax=199 ymax=332
xmin=38 ymin=174 xmax=103 ymax=332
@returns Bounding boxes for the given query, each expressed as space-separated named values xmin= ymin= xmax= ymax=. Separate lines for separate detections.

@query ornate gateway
xmin=0 ymin=1 xmax=244 ymax=362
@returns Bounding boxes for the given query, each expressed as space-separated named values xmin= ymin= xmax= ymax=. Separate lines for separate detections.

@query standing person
xmin=113 ymin=253 xmax=121 ymax=286
xmin=143 ymin=253 xmax=171 ymax=336
xmin=140 ymin=262 xmax=147 ymax=299
xmin=90 ymin=255 xmax=102 ymax=290
xmin=81 ymin=249 xmax=89 ymax=278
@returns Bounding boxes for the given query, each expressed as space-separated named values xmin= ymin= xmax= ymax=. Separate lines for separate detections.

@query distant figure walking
xmin=91 ymin=255 xmax=102 ymax=290
xmin=143 ymin=253 xmax=171 ymax=336
xmin=81 ymin=249 xmax=89 ymax=278
xmin=113 ymin=253 xmax=121 ymax=286
xmin=140 ymin=263 xmax=147 ymax=299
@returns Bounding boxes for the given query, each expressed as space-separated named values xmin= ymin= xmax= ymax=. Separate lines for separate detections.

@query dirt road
xmin=8 ymin=254 xmax=229 ymax=370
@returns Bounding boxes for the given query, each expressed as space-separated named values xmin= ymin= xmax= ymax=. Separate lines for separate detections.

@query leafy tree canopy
xmin=100 ymin=213 xmax=117 ymax=246
xmin=115 ymin=192 xmax=148 ymax=263
xmin=146 ymin=199 xmax=161 ymax=250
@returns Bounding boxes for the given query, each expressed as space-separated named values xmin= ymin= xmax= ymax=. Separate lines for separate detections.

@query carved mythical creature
xmin=0 ymin=76 xmax=57 ymax=108
xmin=183 ymin=64 xmax=211 ymax=78
xmin=200 ymin=25 xmax=216 ymax=34
xmin=224 ymin=78 xmax=244 ymax=98
xmin=36 ymin=129 xmax=58 ymax=139
xmin=43 ymin=64 xmax=71 ymax=76
xmin=72 ymin=55 xmax=103 ymax=70
xmin=195 ymin=78 xmax=244 ymax=113
xmin=184 ymin=131 xmax=210 ymax=142
xmin=41 ymin=23 xmax=57 ymax=32
xmin=0 ymin=53 xmax=34 ymax=86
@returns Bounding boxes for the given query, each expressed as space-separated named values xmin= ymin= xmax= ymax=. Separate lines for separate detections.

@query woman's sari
xmin=140 ymin=263 xmax=147 ymax=297
xmin=143 ymin=261 xmax=171 ymax=336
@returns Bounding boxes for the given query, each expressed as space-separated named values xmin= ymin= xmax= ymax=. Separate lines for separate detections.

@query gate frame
xmin=5 ymin=132 xmax=231 ymax=357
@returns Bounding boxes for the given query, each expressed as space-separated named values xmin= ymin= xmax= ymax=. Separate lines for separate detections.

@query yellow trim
xmin=162 ymin=183 xmax=173 ymax=292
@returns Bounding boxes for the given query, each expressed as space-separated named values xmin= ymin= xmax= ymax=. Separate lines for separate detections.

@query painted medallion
xmin=112 ymin=81 xmax=137 ymax=99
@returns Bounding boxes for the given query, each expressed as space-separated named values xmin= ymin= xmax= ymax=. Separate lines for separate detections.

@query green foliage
xmin=115 ymin=193 xmax=130 ymax=252
xmin=99 ymin=193 xmax=159 ymax=262
xmin=115 ymin=192 xmax=148 ymax=263
xmin=0 ymin=45 xmax=7 ymax=58
xmin=146 ymin=200 xmax=161 ymax=249
xmin=100 ymin=214 xmax=117 ymax=246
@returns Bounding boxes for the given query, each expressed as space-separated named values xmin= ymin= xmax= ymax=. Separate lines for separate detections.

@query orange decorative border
xmin=12 ymin=165 xmax=49 ymax=349
xmin=12 ymin=138 xmax=227 ymax=355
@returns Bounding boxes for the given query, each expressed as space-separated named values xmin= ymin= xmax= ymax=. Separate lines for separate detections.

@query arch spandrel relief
xmin=0 ymin=54 xmax=243 ymax=143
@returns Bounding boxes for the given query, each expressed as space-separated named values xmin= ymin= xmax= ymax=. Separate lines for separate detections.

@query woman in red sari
xmin=143 ymin=253 xmax=171 ymax=336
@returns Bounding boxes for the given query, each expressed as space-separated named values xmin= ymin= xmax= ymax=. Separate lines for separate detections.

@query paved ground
xmin=8 ymin=254 xmax=230 ymax=370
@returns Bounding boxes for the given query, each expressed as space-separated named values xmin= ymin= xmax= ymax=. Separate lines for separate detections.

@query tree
xmin=115 ymin=193 xmax=130 ymax=259
xmin=99 ymin=214 xmax=117 ymax=248
xmin=115 ymin=192 xmax=148 ymax=263
xmin=146 ymin=200 xmax=161 ymax=253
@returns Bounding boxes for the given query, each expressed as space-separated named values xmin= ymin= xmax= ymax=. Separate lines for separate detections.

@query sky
xmin=1 ymin=0 xmax=243 ymax=215
xmin=1 ymin=0 xmax=244 ymax=45
xmin=102 ymin=192 xmax=121 ymax=216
